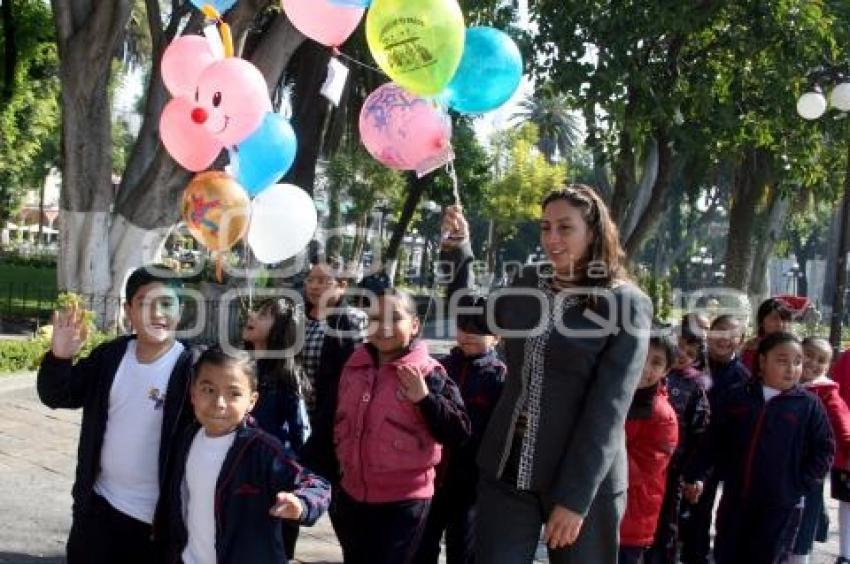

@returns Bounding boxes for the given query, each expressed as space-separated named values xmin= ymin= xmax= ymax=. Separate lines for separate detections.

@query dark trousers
xmin=283 ymin=521 xmax=299 ymax=559
xmin=334 ymin=488 xmax=431 ymax=564
xmin=679 ymin=475 xmax=719 ymax=564
xmin=645 ymin=469 xmax=683 ymax=564
xmin=66 ymin=493 xmax=154 ymax=564
xmin=475 ymin=475 xmax=626 ymax=564
xmin=713 ymin=493 xmax=802 ymax=564
xmin=618 ymin=545 xmax=647 ymax=564
xmin=414 ymin=484 xmax=476 ymax=564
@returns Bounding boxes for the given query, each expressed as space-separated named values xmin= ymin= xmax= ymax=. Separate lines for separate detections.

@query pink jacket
xmin=334 ymin=341 xmax=471 ymax=503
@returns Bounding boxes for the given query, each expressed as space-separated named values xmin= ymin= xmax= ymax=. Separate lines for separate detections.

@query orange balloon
xmin=181 ymin=171 xmax=250 ymax=252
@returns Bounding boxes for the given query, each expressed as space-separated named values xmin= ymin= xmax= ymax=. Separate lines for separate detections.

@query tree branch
xmin=1 ymin=0 xmax=17 ymax=104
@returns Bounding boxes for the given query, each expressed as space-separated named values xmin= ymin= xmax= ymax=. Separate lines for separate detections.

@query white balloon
xmin=247 ymin=184 xmax=317 ymax=264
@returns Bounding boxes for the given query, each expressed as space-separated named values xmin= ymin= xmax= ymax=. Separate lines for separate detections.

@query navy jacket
xmin=252 ymin=372 xmax=309 ymax=457
xmin=160 ymin=422 xmax=331 ymax=564
xmin=36 ymin=335 xmax=196 ymax=520
xmin=665 ymin=366 xmax=710 ymax=473
xmin=686 ymin=380 xmax=834 ymax=508
xmin=436 ymin=347 xmax=505 ymax=496
xmin=706 ymin=356 xmax=750 ymax=407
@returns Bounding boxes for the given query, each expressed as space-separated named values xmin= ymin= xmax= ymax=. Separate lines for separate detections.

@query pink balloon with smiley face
xmin=160 ymin=36 xmax=272 ymax=172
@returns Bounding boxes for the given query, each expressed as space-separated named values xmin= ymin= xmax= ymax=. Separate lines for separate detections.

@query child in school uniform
xmin=831 ymin=346 xmax=850 ymax=564
xmin=683 ymin=332 xmax=834 ymax=564
xmin=414 ymin=305 xmax=506 ymax=564
xmin=158 ymin=347 xmax=331 ymax=564
xmin=242 ymin=297 xmax=313 ymax=558
xmin=791 ymin=337 xmax=850 ymax=564
xmin=38 ymin=265 xmax=197 ymax=564
xmin=619 ymin=329 xmax=680 ymax=564
xmin=333 ymin=287 xmax=471 ymax=564
xmin=679 ymin=314 xmax=750 ymax=564
xmin=646 ymin=318 xmax=710 ymax=564
xmin=740 ymin=297 xmax=794 ymax=372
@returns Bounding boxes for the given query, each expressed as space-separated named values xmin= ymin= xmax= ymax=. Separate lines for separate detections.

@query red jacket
xmin=809 ymin=374 xmax=850 ymax=471
xmin=334 ymin=341 xmax=471 ymax=503
xmin=620 ymin=386 xmax=679 ymax=547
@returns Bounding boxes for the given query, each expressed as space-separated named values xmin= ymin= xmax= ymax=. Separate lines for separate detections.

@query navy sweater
xmin=686 ymin=380 xmax=834 ymax=507
xmin=160 ymin=422 xmax=331 ymax=563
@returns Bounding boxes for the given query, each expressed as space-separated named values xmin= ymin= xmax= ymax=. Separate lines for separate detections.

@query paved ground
xmin=0 ymin=354 xmax=844 ymax=563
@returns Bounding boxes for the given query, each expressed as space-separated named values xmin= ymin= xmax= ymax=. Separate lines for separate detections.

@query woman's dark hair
xmin=194 ymin=346 xmax=258 ymax=391
xmin=541 ymin=184 xmax=627 ymax=288
xmin=752 ymin=331 xmax=802 ymax=380
xmin=244 ymin=298 xmax=309 ymax=396
xmin=755 ymin=298 xmax=792 ymax=337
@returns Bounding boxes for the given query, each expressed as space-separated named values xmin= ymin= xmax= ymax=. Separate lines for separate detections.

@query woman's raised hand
xmin=441 ymin=205 xmax=470 ymax=247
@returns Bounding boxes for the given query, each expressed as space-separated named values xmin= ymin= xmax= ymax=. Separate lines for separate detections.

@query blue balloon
xmin=232 ymin=113 xmax=297 ymax=197
xmin=445 ymin=27 xmax=523 ymax=114
xmin=329 ymin=0 xmax=371 ymax=6
xmin=189 ymin=0 xmax=237 ymax=14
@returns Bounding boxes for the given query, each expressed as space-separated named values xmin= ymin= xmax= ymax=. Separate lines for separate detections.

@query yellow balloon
xmin=366 ymin=0 xmax=465 ymax=96
xmin=181 ymin=171 xmax=250 ymax=252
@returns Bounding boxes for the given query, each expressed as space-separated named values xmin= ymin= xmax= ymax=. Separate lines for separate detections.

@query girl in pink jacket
xmin=333 ymin=287 xmax=471 ymax=564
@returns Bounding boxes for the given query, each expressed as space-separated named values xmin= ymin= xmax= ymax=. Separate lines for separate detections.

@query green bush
xmin=0 ymin=331 xmax=113 ymax=374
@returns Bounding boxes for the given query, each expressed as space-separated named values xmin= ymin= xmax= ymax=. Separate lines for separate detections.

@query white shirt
xmin=762 ymin=385 xmax=782 ymax=402
xmin=182 ymin=428 xmax=236 ymax=564
xmin=93 ymin=340 xmax=184 ymax=523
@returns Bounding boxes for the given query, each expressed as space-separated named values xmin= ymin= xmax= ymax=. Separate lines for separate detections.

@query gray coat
xmin=443 ymin=243 xmax=652 ymax=517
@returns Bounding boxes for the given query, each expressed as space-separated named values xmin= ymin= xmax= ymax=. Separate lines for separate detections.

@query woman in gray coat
xmin=439 ymin=185 xmax=652 ymax=563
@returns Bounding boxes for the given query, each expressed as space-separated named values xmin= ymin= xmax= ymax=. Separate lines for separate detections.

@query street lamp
xmin=797 ymin=63 xmax=850 ymax=349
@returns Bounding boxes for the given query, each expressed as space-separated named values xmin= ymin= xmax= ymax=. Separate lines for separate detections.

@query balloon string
xmin=333 ymin=49 xmax=387 ymax=77
xmin=200 ymin=4 xmax=233 ymax=57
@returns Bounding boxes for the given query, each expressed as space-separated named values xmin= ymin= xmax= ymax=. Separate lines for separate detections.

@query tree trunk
xmin=624 ymin=129 xmax=674 ymax=258
xmin=284 ymin=41 xmax=331 ymax=194
xmin=723 ymin=148 xmax=772 ymax=291
xmin=384 ymin=175 xmax=429 ymax=276
xmin=747 ymin=189 xmax=790 ymax=298
xmin=621 ymin=138 xmax=659 ymax=242
xmin=52 ymin=0 xmax=133 ymax=297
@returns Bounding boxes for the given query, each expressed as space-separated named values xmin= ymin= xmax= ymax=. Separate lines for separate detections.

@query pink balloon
xmin=196 ymin=58 xmax=272 ymax=147
xmin=160 ymin=97 xmax=224 ymax=171
xmin=161 ymin=36 xmax=219 ymax=98
xmin=283 ymin=0 xmax=364 ymax=47
xmin=359 ymin=83 xmax=452 ymax=173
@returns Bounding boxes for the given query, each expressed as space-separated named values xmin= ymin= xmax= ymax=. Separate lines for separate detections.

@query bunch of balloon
xmin=161 ymin=6 xmax=316 ymax=268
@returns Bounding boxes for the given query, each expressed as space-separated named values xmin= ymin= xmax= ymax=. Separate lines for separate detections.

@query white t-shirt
xmin=182 ymin=428 xmax=236 ymax=564
xmin=762 ymin=385 xmax=782 ymax=402
xmin=93 ymin=340 xmax=185 ymax=523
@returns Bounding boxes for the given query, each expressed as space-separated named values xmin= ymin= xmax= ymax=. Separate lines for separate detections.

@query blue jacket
xmin=436 ymin=347 xmax=505 ymax=496
xmin=706 ymin=356 xmax=750 ymax=406
xmin=251 ymin=373 xmax=310 ymax=457
xmin=665 ymin=366 xmax=710 ymax=473
xmin=687 ymin=379 xmax=834 ymax=508
xmin=160 ymin=422 xmax=331 ymax=564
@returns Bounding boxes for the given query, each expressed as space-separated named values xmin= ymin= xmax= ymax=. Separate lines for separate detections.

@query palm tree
xmin=511 ymin=88 xmax=581 ymax=163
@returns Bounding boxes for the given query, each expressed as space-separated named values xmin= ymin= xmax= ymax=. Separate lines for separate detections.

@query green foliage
xmin=637 ymin=270 xmax=673 ymax=322
xmin=0 ymin=330 xmax=112 ymax=374
xmin=511 ymin=87 xmax=582 ymax=163
xmin=484 ymin=124 xmax=567 ymax=240
xmin=327 ymin=145 xmax=406 ymax=221
xmin=0 ymin=0 xmax=60 ymax=222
